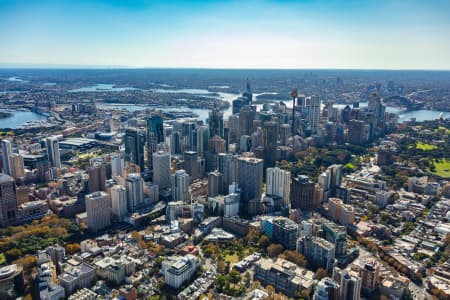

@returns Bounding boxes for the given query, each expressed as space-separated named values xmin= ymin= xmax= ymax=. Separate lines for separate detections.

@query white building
xmin=85 ymin=191 xmax=111 ymax=232
xmin=172 ymin=169 xmax=191 ymax=202
xmin=46 ymin=137 xmax=62 ymax=169
xmin=224 ymin=193 xmax=240 ymax=217
xmin=125 ymin=173 xmax=144 ymax=212
xmin=110 ymin=185 xmax=128 ymax=221
xmin=110 ymin=154 xmax=124 ymax=177
xmin=152 ymin=151 xmax=171 ymax=189
xmin=162 ymin=254 xmax=200 ymax=289
xmin=266 ymin=167 xmax=291 ymax=207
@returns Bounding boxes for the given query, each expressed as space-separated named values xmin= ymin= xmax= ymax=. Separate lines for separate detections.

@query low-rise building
xmin=162 ymin=255 xmax=200 ymax=289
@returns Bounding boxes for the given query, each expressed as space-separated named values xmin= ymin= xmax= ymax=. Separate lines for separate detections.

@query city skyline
xmin=1 ymin=0 xmax=450 ymax=70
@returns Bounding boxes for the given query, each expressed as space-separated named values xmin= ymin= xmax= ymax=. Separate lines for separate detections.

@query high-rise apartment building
xmin=297 ymin=236 xmax=335 ymax=271
xmin=110 ymin=185 xmax=127 ymax=221
xmin=172 ymin=170 xmax=190 ymax=202
xmin=266 ymin=167 xmax=291 ymax=207
xmin=291 ymin=175 xmax=316 ymax=211
xmin=9 ymin=154 xmax=25 ymax=179
xmin=125 ymin=173 xmax=145 ymax=212
xmin=85 ymin=191 xmax=111 ymax=232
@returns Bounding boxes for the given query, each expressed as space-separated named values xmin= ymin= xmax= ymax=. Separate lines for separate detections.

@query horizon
xmin=1 ymin=0 xmax=450 ymax=70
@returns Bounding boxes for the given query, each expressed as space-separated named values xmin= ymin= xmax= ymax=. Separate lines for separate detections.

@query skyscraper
xmin=196 ymin=125 xmax=209 ymax=157
xmin=306 ymin=95 xmax=321 ymax=134
xmin=124 ymin=128 xmax=146 ymax=171
xmin=263 ymin=121 xmax=279 ymax=167
xmin=110 ymin=185 xmax=127 ymax=221
xmin=87 ymin=163 xmax=107 ymax=193
xmin=266 ymin=167 xmax=291 ymax=207
xmin=152 ymin=151 xmax=171 ymax=189
xmin=218 ymin=153 xmax=235 ymax=194
xmin=46 ymin=137 xmax=61 ymax=169
xmin=0 ymin=173 xmax=17 ymax=227
xmin=291 ymin=175 xmax=316 ymax=211
xmin=147 ymin=115 xmax=164 ymax=169
xmin=85 ymin=191 xmax=111 ymax=232
xmin=1 ymin=139 xmax=12 ymax=175
xmin=332 ymin=268 xmax=362 ymax=300
xmin=207 ymin=170 xmax=222 ymax=197
xmin=172 ymin=169 xmax=191 ymax=202
xmin=208 ymin=105 xmax=224 ymax=138
xmin=361 ymin=259 xmax=380 ymax=294
xmin=9 ymin=154 xmax=25 ymax=179
xmin=347 ymin=120 xmax=368 ymax=145
xmin=238 ymin=106 xmax=256 ymax=137
xmin=125 ymin=173 xmax=145 ymax=212
xmin=237 ymin=155 xmax=263 ymax=215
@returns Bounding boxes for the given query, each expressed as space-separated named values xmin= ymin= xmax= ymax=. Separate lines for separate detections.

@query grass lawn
xmin=430 ymin=159 xmax=450 ymax=178
xmin=224 ymin=253 xmax=239 ymax=264
xmin=415 ymin=142 xmax=438 ymax=151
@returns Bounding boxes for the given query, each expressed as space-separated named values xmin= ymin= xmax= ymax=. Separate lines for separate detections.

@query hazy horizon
xmin=1 ymin=0 xmax=450 ymax=70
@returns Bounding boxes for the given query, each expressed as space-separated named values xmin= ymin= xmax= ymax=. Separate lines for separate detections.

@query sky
xmin=1 ymin=0 xmax=450 ymax=70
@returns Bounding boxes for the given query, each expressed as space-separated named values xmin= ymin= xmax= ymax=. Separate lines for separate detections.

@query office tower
xmin=110 ymin=185 xmax=127 ymax=221
xmin=250 ymin=127 xmax=264 ymax=151
xmin=327 ymin=164 xmax=343 ymax=191
xmin=46 ymin=137 xmax=61 ymax=169
xmin=171 ymin=131 xmax=182 ymax=155
xmin=85 ymin=191 xmax=111 ymax=232
xmin=318 ymin=171 xmax=331 ymax=193
xmin=125 ymin=173 xmax=144 ymax=212
xmin=266 ymin=167 xmax=291 ymax=207
xmin=290 ymin=175 xmax=316 ymax=211
xmin=239 ymin=135 xmax=251 ymax=153
xmin=314 ymin=277 xmax=340 ymax=300
xmin=196 ymin=125 xmax=209 ymax=157
xmin=279 ymin=124 xmax=291 ymax=146
xmin=87 ymin=163 xmax=106 ymax=193
xmin=208 ymin=135 xmax=226 ymax=154
xmin=272 ymin=217 xmax=298 ymax=250
xmin=0 ymin=174 xmax=17 ymax=227
xmin=124 ymin=127 xmax=146 ymax=171
xmin=218 ymin=153 xmax=233 ymax=194
xmin=208 ymin=106 xmax=224 ymax=138
xmin=297 ymin=236 xmax=335 ymax=270
xmin=208 ymin=170 xmax=222 ymax=197
xmin=147 ymin=115 xmax=164 ymax=169
xmin=1 ymin=139 xmax=12 ymax=175
xmin=361 ymin=259 xmax=379 ymax=294
xmin=232 ymin=98 xmax=245 ymax=115
xmin=341 ymin=105 xmax=352 ymax=124
xmin=184 ymin=151 xmax=204 ymax=180
xmin=238 ymin=106 xmax=256 ymax=137
xmin=152 ymin=151 xmax=171 ymax=189
xmin=110 ymin=154 xmax=124 ymax=177
xmin=347 ymin=120 xmax=368 ymax=145
xmin=181 ymin=121 xmax=197 ymax=152
xmin=172 ymin=169 xmax=190 ymax=202
xmin=9 ymin=154 xmax=24 ymax=179
xmin=243 ymin=79 xmax=253 ymax=105
xmin=263 ymin=120 xmax=278 ymax=167
xmin=237 ymin=155 xmax=263 ymax=216
xmin=227 ymin=114 xmax=239 ymax=144
xmin=305 ymin=95 xmax=321 ymax=134
xmin=332 ymin=268 xmax=361 ymax=300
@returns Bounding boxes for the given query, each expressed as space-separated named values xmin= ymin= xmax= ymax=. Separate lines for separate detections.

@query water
xmin=69 ymin=83 xmax=138 ymax=92
xmin=0 ymin=111 xmax=47 ymax=129
xmin=74 ymin=84 xmax=449 ymax=123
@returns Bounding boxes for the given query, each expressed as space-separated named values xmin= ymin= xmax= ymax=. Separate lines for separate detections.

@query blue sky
xmin=1 ymin=0 xmax=450 ymax=69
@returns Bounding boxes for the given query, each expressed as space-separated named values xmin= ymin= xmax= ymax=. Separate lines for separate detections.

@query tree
xmin=66 ymin=243 xmax=80 ymax=255
xmin=5 ymin=248 xmax=22 ymax=261
xmin=282 ymin=250 xmax=307 ymax=267
xmin=267 ymin=244 xmax=284 ymax=258
xmin=314 ymin=268 xmax=328 ymax=280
